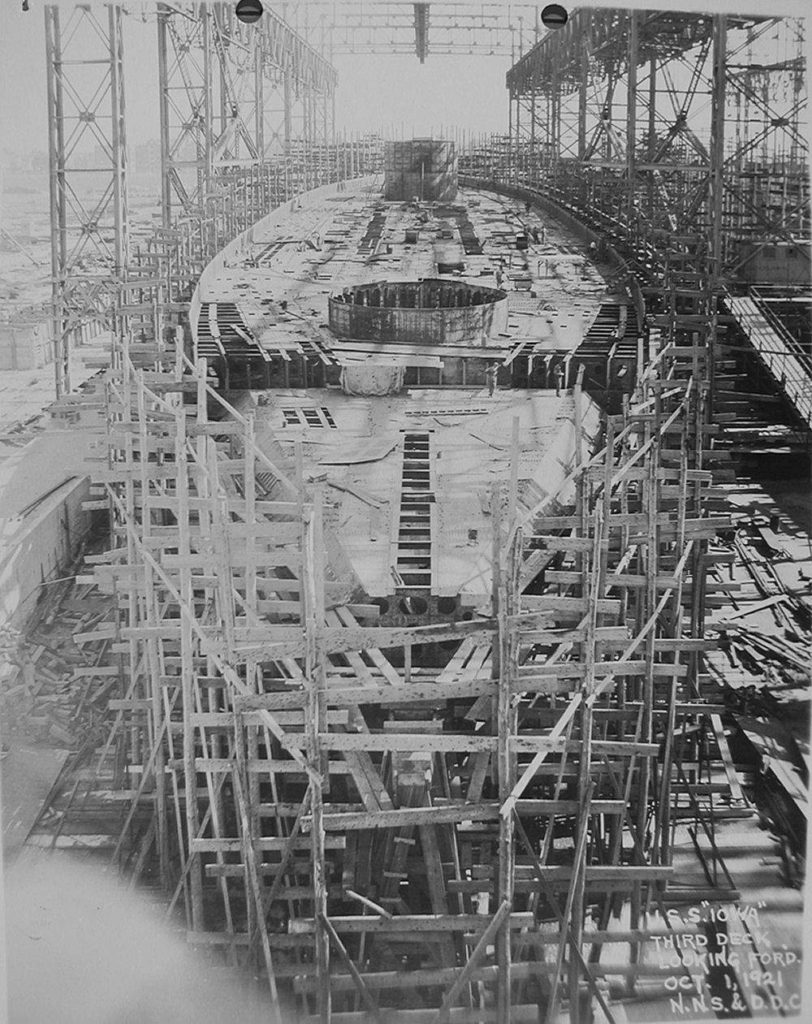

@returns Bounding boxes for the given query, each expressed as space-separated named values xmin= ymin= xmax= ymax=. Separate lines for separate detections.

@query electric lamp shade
xmin=540 ymin=4 xmax=568 ymax=29
xmin=235 ymin=0 xmax=264 ymax=24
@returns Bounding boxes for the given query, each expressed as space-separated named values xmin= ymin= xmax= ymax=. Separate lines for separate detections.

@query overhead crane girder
xmin=507 ymin=8 xmax=769 ymax=95
xmin=503 ymin=9 xmax=808 ymax=284
xmin=281 ymin=1 xmax=541 ymax=59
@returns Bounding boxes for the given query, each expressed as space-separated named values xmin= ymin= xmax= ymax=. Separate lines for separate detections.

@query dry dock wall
xmin=0 ymin=431 xmax=98 ymax=629
xmin=0 ymin=476 xmax=91 ymax=628
xmin=1 ymin=312 xmax=113 ymax=371
xmin=0 ymin=321 xmax=51 ymax=371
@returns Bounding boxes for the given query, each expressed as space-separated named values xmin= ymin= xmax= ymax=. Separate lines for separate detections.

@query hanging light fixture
xmin=235 ymin=0 xmax=264 ymax=24
xmin=540 ymin=5 xmax=568 ymax=29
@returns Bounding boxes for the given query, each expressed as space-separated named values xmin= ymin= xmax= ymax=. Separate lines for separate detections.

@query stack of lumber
xmin=0 ymin=551 xmax=116 ymax=752
xmin=716 ymin=622 xmax=810 ymax=678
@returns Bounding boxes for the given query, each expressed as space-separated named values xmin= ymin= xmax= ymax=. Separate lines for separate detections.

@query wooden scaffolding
xmin=83 ymin=299 xmax=738 ymax=1023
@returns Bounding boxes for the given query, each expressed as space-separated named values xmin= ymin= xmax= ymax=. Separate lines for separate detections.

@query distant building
xmin=738 ymin=240 xmax=811 ymax=287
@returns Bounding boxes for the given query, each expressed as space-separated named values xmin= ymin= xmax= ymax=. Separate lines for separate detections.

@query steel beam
xmin=45 ymin=3 xmax=129 ymax=398
xmin=157 ymin=2 xmax=337 ymax=227
xmin=503 ymin=10 xmax=808 ymax=279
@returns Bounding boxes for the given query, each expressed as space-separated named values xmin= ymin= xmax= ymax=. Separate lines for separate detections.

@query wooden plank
xmin=188 ymin=710 xmax=349 ymax=728
xmin=709 ymin=714 xmax=747 ymax=806
xmin=187 ymin=758 xmax=352 ymax=774
xmin=312 ymin=804 xmax=502 ymax=831
xmin=342 ymin=750 xmax=393 ymax=814
xmin=280 ymin=733 xmax=498 ymax=754
xmin=715 ymin=594 xmax=789 ymax=621
xmin=521 ymin=595 xmax=622 ymax=614
xmin=294 ymin=957 xmax=695 ymax=995
xmin=237 ymin=679 xmax=495 ymax=711
xmin=191 ymin=836 xmax=346 ymax=852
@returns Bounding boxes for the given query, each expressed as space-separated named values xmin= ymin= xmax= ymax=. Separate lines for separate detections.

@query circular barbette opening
xmin=328 ymin=279 xmax=509 ymax=346
xmin=331 ymin=279 xmax=505 ymax=311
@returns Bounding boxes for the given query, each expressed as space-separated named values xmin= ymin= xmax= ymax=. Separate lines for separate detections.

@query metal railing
xmin=725 ymin=289 xmax=812 ymax=429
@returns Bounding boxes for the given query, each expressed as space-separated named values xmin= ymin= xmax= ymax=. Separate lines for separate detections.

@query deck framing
xmin=75 ymin=246 xmax=746 ymax=1022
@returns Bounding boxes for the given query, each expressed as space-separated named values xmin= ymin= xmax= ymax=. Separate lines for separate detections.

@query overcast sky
xmin=0 ymin=1 xmax=515 ymax=161
xmin=0 ymin=0 xmax=808 ymax=162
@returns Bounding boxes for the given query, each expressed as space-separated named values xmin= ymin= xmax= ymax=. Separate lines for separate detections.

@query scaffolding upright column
xmin=45 ymin=3 xmax=129 ymax=397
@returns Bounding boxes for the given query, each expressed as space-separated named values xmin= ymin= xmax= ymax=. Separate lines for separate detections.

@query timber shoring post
xmin=493 ymin=481 xmax=516 ymax=1022
xmin=243 ymin=410 xmax=263 ymax=872
xmin=303 ymin=484 xmax=331 ymax=1022
xmin=513 ymin=813 xmax=617 ymax=1024
xmin=203 ymin=435 xmax=241 ymax=959
xmin=320 ymin=913 xmax=383 ymax=1023
xmin=629 ymin=397 xmax=660 ymax=989
xmin=136 ymin=372 xmax=170 ymax=886
xmin=654 ymin=442 xmax=689 ymax=869
xmin=175 ymin=391 xmax=204 ymax=931
xmin=435 ymin=902 xmax=512 ymax=1024
xmin=233 ymin=764 xmax=283 ymax=1019
xmin=569 ymin=513 xmax=604 ymax=1022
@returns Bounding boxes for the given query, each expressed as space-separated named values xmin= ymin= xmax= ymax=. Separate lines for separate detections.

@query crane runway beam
xmin=282 ymin=1 xmax=543 ymax=58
